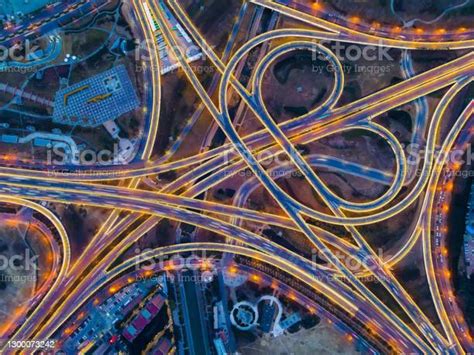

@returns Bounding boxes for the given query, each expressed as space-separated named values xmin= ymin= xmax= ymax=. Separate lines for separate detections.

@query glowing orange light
xmin=388 ymin=339 xmax=399 ymax=350
xmin=14 ymin=306 xmax=26 ymax=317
xmin=350 ymin=16 xmax=361 ymax=24
xmin=2 ymin=154 xmax=15 ymax=162
xmin=372 ymin=21 xmax=381 ymax=29
xmin=251 ymin=274 xmax=260 ymax=282
xmin=311 ymin=2 xmax=322 ymax=11
xmin=164 ymin=264 xmax=174 ymax=271
xmin=201 ymin=259 xmax=213 ymax=270
xmin=0 ymin=324 xmax=11 ymax=335
xmin=5 ymin=219 xmax=19 ymax=227
xmin=392 ymin=26 xmax=402 ymax=33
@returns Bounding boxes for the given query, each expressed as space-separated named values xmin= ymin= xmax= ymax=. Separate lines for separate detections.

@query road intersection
xmin=0 ymin=1 xmax=473 ymax=353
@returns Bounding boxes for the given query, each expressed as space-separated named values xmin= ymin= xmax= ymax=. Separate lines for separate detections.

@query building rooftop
xmin=52 ymin=65 xmax=139 ymax=127
xmin=463 ymin=182 xmax=474 ymax=278
xmin=0 ymin=0 xmax=51 ymax=16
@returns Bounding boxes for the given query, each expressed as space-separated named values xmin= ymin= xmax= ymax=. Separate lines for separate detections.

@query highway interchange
xmin=0 ymin=0 xmax=473 ymax=353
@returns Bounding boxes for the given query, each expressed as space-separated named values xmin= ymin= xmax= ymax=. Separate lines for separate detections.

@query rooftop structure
xmin=260 ymin=302 xmax=277 ymax=333
xmin=280 ymin=312 xmax=302 ymax=330
xmin=122 ymin=293 xmax=165 ymax=342
xmin=175 ymin=270 xmax=212 ymax=355
xmin=230 ymin=301 xmax=258 ymax=331
xmin=213 ymin=337 xmax=227 ymax=355
xmin=52 ymin=65 xmax=139 ymax=127
xmin=463 ymin=182 xmax=474 ymax=278
xmin=152 ymin=337 xmax=172 ymax=355
xmin=143 ymin=1 xmax=202 ymax=75
xmin=0 ymin=0 xmax=51 ymax=16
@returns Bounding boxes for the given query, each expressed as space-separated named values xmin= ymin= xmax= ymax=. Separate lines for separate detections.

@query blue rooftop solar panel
xmin=52 ymin=65 xmax=140 ymax=127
